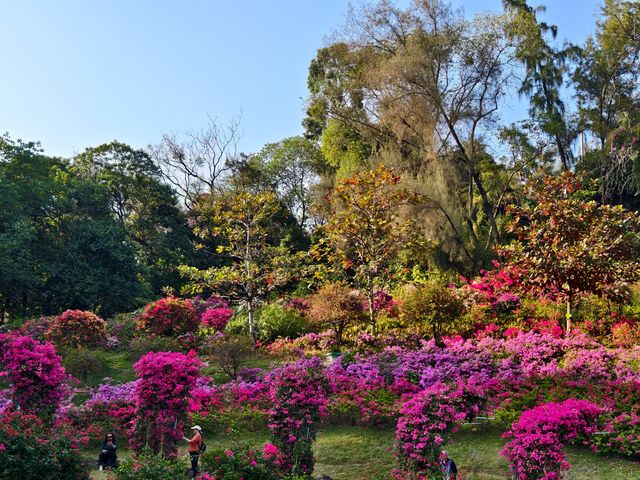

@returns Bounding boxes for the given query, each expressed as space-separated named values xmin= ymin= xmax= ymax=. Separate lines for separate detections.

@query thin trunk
xmin=566 ymin=296 xmax=572 ymax=334
xmin=367 ymin=274 xmax=377 ymax=335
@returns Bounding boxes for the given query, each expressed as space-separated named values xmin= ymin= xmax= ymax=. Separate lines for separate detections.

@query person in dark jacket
xmin=440 ymin=450 xmax=458 ymax=480
xmin=98 ymin=433 xmax=117 ymax=470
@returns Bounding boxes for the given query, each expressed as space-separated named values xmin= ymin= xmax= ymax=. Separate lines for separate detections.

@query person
xmin=98 ymin=433 xmax=117 ymax=471
xmin=183 ymin=425 xmax=203 ymax=478
xmin=440 ymin=450 xmax=458 ymax=480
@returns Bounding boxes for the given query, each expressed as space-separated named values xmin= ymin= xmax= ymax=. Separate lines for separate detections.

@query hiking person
xmin=183 ymin=425 xmax=203 ymax=478
xmin=440 ymin=450 xmax=458 ymax=480
xmin=98 ymin=433 xmax=117 ymax=471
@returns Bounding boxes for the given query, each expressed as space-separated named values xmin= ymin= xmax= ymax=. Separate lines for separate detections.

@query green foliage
xmin=113 ymin=453 xmax=186 ymax=480
xmin=127 ymin=335 xmax=181 ymax=361
xmin=401 ymin=282 xmax=465 ymax=341
xmin=203 ymin=335 xmax=254 ymax=380
xmin=200 ymin=445 xmax=280 ymax=480
xmin=0 ymin=135 xmax=145 ymax=318
xmin=62 ymin=348 xmax=109 ymax=385
xmin=0 ymin=412 xmax=91 ymax=480
xmin=183 ymin=190 xmax=300 ymax=344
xmin=255 ymin=303 xmax=307 ymax=342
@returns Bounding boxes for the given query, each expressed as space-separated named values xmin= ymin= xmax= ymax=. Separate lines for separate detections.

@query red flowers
xmin=46 ymin=310 xmax=108 ymax=348
xmin=137 ymin=297 xmax=199 ymax=337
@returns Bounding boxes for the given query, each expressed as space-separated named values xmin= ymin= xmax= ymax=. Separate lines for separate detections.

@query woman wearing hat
xmin=183 ymin=425 xmax=203 ymax=478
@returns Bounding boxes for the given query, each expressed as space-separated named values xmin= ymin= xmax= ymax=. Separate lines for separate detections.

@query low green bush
xmin=113 ymin=453 xmax=186 ymax=480
xmin=62 ymin=348 xmax=109 ymax=385
xmin=127 ymin=335 xmax=181 ymax=361
xmin=256 ymin=303 xmax=307 ymax=342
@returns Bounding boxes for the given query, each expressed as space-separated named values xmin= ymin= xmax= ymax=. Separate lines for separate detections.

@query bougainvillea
xmin=46 ymin=310 xmax=108 ymax=349
xmin=266 ymin=357 xmax=329 ymax=476
xmin=136 ymin=296 xmax=199 ymax=337
xmin=393 ymin=381 xmax=484 ymax=479
xmin=0 ymin=334 xmax=68 ymax=418
xmin=130 ymin=350 xmax=202 ymax=456
xmin=501 ymin=399 xmax=602 ymax=480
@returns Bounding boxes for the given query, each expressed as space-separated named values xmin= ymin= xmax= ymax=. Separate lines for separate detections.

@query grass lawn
xmin=88 ymin=424 xmax=640 ymax=479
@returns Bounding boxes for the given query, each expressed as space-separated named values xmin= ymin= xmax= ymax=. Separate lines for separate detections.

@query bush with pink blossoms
xmin=0 ymin=334 xmax=68 ymax=419
xmin=266 ymin=357 xmax=329 ymax=477
xmin=130 ymin=350 xmax=202 ymax=456
xmin=202 ymin=307 xmax=234 ymax=331
xmin=393 ymin=381 xmax=484 ymax=479
xmin=591 ymin=412 xmax=640 ymax=459
xmin=46 ymin=310 xmax=108 ymax=349
xmin=501 ymin=399 xmax=602 ymax=480
xmin=136 ymin=296 xmax=199 ymax=337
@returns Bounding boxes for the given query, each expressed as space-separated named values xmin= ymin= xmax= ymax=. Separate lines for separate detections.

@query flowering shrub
xmin=611 ymin=320 xmax=640 ymax=348
xmin=501 ymin=399 xmax=602 ymax=480
xmin=19 ymin=316 xmax=55 ymax=341
xmin=202 ymin=307 xmax=234 ymax=331
xmin=266 ymin=357 xmax=329 ymax=476
xmin=200 ymin=445 xmax=281 ymax=480
xmin=46 ymin=310 xmax=108 ymax=349
xmin=591 ymin=412 xmax=640 ymax=459
xmin=136 ymin=296 xmax=198 ymax=337
xmin=113 ymin=452 xmax=185 ymax=480
xmin=130 ymin=350 xmax=202 ymax=456
xmin=0 ymin=334 xmax=68 ymax=418
xmin=0 ymin=409 xmax=91 ymax=480
xmin=64 ymin=380 xmax=136 ymax=447
xmin=393 ymin=382 xmax=484 ymax=479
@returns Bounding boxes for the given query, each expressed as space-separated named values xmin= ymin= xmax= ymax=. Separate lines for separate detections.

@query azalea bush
xmin=591 ymin=412 xmax=640 ymax=459
xmin=0 ymin=333 xmax=68 ymax=418
xmin=113 ymin=452 xmax=185 ymax=480
xmin=393 ymin=382 xmax=484 ymax=479
xmin=266 ymin=357 xmax=329 ymax=477
xmin=130 ymin=350 xmax=202 ymax=456
xmin=501 ymin=399 xmax=602 ymax=480
xmin=200 ymin=444 xmax=281 ymax=480
xmin=136 ymin=296 xmax=199 ymax=337
xmin=0 ymin=409 xmax=91 ymax=480
xmin=46 ymin=309 xmax=108 ymax=349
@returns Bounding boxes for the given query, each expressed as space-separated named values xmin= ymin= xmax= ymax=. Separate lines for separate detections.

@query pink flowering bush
xmin=46 ymin=309 xmax=108 ymax=349
xmin=130 ymin=350 xmax=202 ymax=456
xmin=501 ymin=399 xmax=602 ymax=480
xmin=0 ymin=409 xmax=91 ymax=479
xmin=0 ymin=334 xmax=68 ymax=419
xmin=393 ymin=382 xmax=484 ymax=479
xmin=591 ymin=412 xmax=640 ymax=459
xmin=136 ymin=296 xmax=199 ymax=337
xmin=266 ymin=357 xmax=329 ymax=476
xmin=202 ymin=307 xmax=234 ymax=331
xmin=199 ymin=444 xmax=281 ymax=480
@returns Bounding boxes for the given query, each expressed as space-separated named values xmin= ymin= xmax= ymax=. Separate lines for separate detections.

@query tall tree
xmin=150 ymin=116 xmax=239 ymax=209
xmin=181 ymin=191 xmax=295 ymax=345
xmin=503 ymin=0 xmax=575 ymax=170
xmin=500 ymin=172 xmax=640 ymax=332
xmin=306 ymin=0 xmax=518 ymax=268
xmin=73 ymin=142 xmax=192 ymax=294
xmin=324 ymin=165 xmax=424 ymax=334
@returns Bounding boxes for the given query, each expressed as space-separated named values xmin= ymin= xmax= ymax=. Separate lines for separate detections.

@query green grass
xmin=87 ymin=424 xmax=640 ymax=480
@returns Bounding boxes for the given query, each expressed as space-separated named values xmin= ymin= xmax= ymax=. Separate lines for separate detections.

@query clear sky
xmin=0 ymin=0 xmax=602 ymax=158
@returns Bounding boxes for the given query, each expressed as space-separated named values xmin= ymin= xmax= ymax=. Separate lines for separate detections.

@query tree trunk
xmin=248 ymin=298 xmax=257 ymax=347
xmin=565 ymin=298 xmax=572 ymax=334
xmin=367 ymin=275 xmax=377 ymax=335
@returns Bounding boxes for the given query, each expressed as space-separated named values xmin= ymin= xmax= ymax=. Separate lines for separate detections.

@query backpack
xmin=199 ymin=442 xmax=207 ymax=453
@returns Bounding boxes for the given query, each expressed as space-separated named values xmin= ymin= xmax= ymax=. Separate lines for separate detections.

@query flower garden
xmin=1 ymin=272 xmax=640 ymax=480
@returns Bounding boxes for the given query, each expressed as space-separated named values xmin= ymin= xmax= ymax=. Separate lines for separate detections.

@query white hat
xmin=191 ymin=425 xmax=202 ymax=431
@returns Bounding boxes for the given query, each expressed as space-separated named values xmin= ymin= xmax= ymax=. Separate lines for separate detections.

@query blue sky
xmin=0 ymin=0 xmax=602 ymax=158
